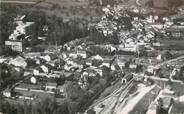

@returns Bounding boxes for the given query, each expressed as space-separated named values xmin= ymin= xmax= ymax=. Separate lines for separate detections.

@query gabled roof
xmin=46 ymin=82 xmax=57 ymax=86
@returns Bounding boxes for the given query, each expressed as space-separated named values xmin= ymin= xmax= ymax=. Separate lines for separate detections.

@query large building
xmin=5 ymin=40 xmax=23 ymax=52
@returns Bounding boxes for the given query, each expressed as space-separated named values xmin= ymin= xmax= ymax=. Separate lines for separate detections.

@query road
xmin=154 ymin=55 xmax=184 ymax=69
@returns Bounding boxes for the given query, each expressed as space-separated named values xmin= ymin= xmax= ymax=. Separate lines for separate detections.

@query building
xmin=45 ymin=82 xmax=57 ymax=91
xmin=76 ymin=51 xmax=87 ymax=59
xmin=86 ymin=58 xmax=93 ymax=66
xmin=9 ymin=56 xmax=27 ymax=68
xmin=118 ymin=44 xmax=138 ymax=53
xmin=166 ymin=25 xmax=184 ymax=38
xmin=129 ymin=63 xmax=137 ymax=70
xmin=146 ymin=102 xmax=158 ymax=114
xmin=102 ymin=57 xmax=111 ymax=67
xmin=3 ymin=89 xmax=11 ymax=98
xmin=69 ymin=51 xmax=87 ymax=59
xmin=57 ymin=85 xmax=65 ymax=93
xmin=5 ymin=40 xmax=23 ymax=52
xmin=121 ymin=73 xmax=133 ymax=83
xmin=115 ymin=59 xmax=127 ymax=69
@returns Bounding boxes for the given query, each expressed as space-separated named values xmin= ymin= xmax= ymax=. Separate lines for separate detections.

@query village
xmin=1 ymin=0 xmax=184 ymax=114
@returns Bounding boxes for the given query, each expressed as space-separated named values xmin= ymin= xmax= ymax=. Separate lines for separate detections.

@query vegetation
xmin=0 ymin=97 xmax=69 ymax=114
xmin=0 ymin=4 xmax=89 ymax=48
xmin=0 ymin=63 xmax=24 ymax=90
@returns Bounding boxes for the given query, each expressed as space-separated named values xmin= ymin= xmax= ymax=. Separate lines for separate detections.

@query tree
xmin=163 ymin=51 xmax=173 ymax=60
xmin=87 ymin=108 xmax=96 ymax=114
xmin=179 ymin=66 xmax=184 ymax=81
xmin=65 ymin=81 xmax=87 ymax=114
xmin=55 ymin=75 xmax=65 ymax=85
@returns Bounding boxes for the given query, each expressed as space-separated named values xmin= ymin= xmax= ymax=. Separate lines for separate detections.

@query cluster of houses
xmin=1 ymin=37 xmax=147 ymax=102
xmin=3 ymin=14 xmax=183 ymax=101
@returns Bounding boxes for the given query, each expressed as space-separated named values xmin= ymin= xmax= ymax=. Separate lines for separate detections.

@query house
xmin=156 ymin=54 xmax=162 ymax=60
xmin=129 ymin=64 xmax=137 ymax=69
xmin=5 ymin=40 xmax=23 ymax=52
xmin=18 ymin=96 xmax=34 ymax=100
xmin=40 ymin=55 xmax=51 ymax=62
xmin=86 ymin=58 xmax=92 ymax=66
xmin=3 ymin=89 xmax=11 ymax=98
xmin=64 ymin=64 xmax=73 ymax=71
xmin=33 ymin=67 xmax=41 ymax=75
xmin=115 ymin=56 xmax=130 ymax=69
xmin=92 ymin=55 xmax=103 ymax=66
xmin=118 ymin=44 xmax=137 ymax=53
xmin=24 ymin=52 xmax=41 ymax=58
xmin=9 ymin=56 xmax=27 ymax=69
xmin=85 ymin=67 xmax=98 ymax=77
xmin=94 ymin=68 xmax=103 ymax=77
xmin=147 ymin=65 xmax=155 ymax=74
xmin=14 ymin=83 xmax=44 ymax=94
xmin=45 ymin=82 xmax=57 ymax=92
xmin=101 ymin=57 xmax=111 ymax=67
xmin=81 ymin=71 xmax=89 ymax=81
xmin=76 ymin=51 xmax=87 ymax=59
xmin=116 ymin=60 xmax=127 ymax=69
xmin=40 ymin=65 xmax=49 ymax=74
xmin=0 ymin=58 xmax=7 ymax=63
xmin=69 ymin=52 xmax=78 ymax=59
xmin=68 ymin=50 xmax=87 ymax=59
xmin=57 ymin=85 xmax=65 ymax=93
xmin=47 ymin=73 xmax=60 ymax=78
